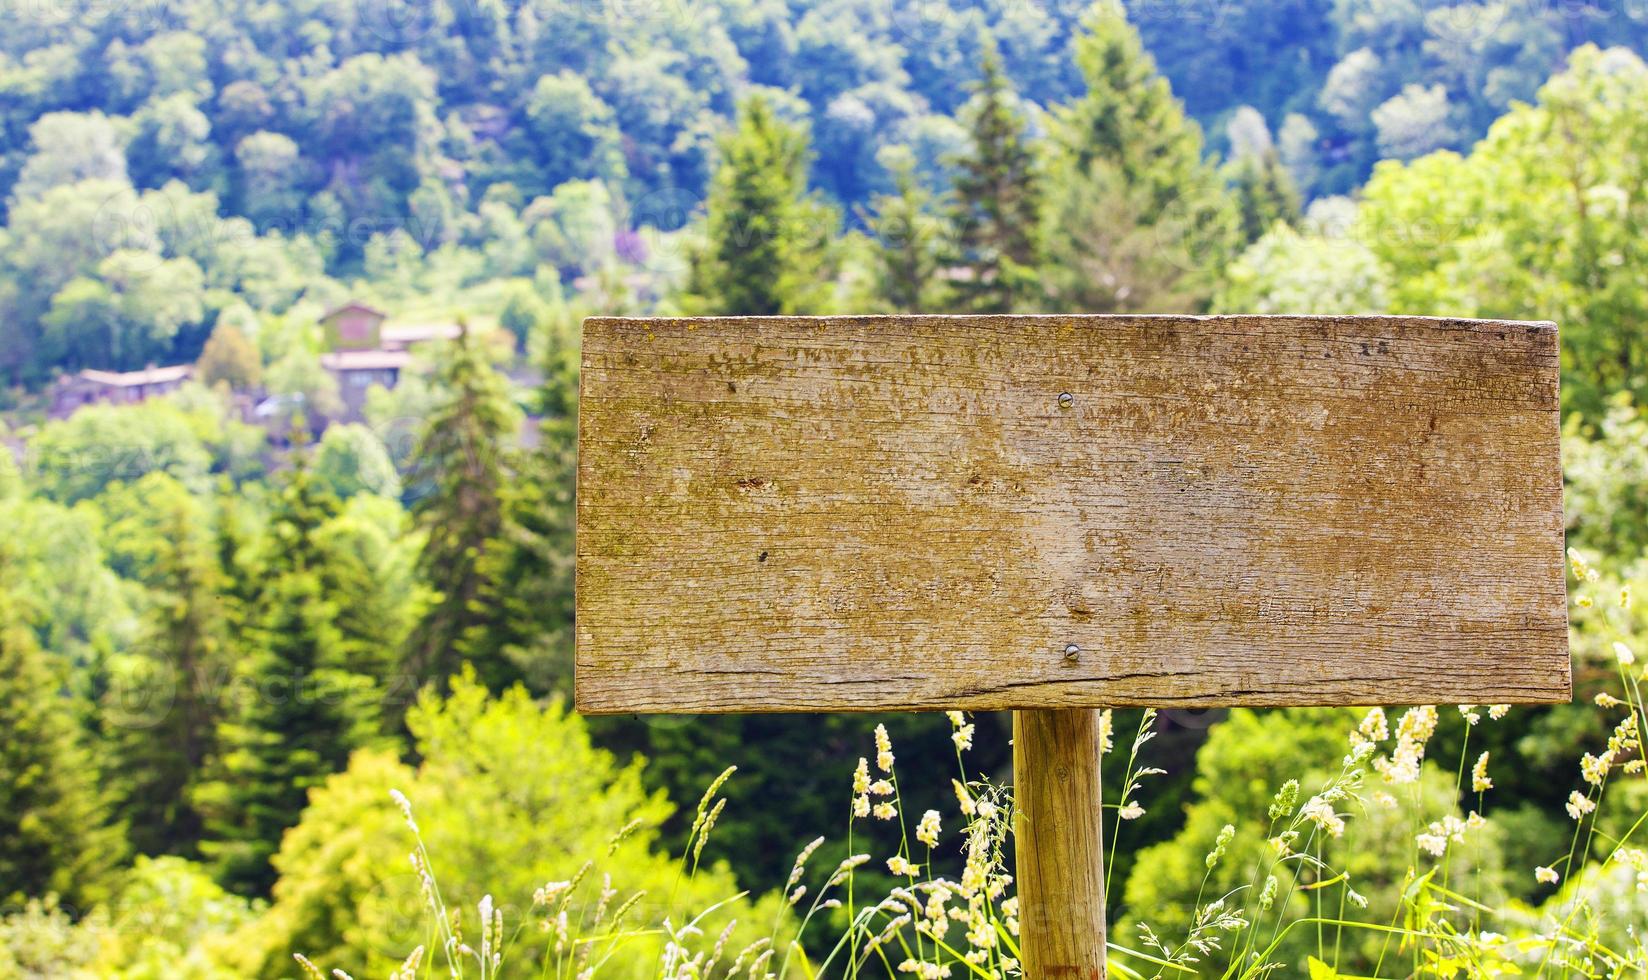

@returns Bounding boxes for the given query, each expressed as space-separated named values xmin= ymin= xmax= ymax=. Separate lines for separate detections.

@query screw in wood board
xmin=573 ymin=314 xmax=1570 ymax=978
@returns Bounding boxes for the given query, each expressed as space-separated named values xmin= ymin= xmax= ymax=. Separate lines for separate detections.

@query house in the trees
xmin=320 ymin=301 xmax=389 ymax=351
xmin=319 ymin=348 xmax=413 ymax=421
xmin=50 ymin=364 xmax=193 ymax=419
xmin=313 ymin=301 xmax=499 ymax=422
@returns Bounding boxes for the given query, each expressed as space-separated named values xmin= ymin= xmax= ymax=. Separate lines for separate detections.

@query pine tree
xmin=1041 ymin=4 xmax=1239 ymax=313
xmin=947 ymin=45 xmax=1042 ymax=314
xmin=195 ymin=458 xmax=381 ymax=895
xmin=105 ymin=498 xmax=228 ymax=857
xmin=861 ymin=160 xmax=945 ymax=312
xmin=0 ymin=577 xmax=126 ymax=907
xmin=464 ymin=315 xmax=578 ymax=693
xmin=1228 ymin=148 xmax=1302 ymax=244
xmin=401 ymin=324 xmax=517 ymax=692
xmin=679 ymin=95 xmax=839 ymax=316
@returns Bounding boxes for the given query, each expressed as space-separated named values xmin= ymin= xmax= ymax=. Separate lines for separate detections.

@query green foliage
xmin=1564 ymin=395 xmax=1648 ymax=566
xmin=0 ymin=494 xmax=134 ymax=669
xmin=679 ymin=96 xmax=839 ymax=316
xmin=9 ymin=11 xmax=1648 ymax=979
xmin=945 ymin=45 xmax=1041 ymax=315
xmin=1040 ymin=5 xmax=1238 ymax=314
xmin=462 ymin=314 xmax=579 ymax=693
xmin=0 ymin=446 xmax=18 ymax=501
xmin=1121 ymin=708 xmax=1511 ymax=975
xmin=226 ymin=671 xmax=773 ymax=979
xmin=0 ymin=857 xmax=254 ymax=979
xmin=1222 ymin=110 xmax=1302 ymax=245
xmin=42 ymin=251 xmax=208 ymax=371
xmin=102 ymin=489 xmax=229 ymax=857
xmin=194 ymin=460 xmax=386 ymax=894
xmin=861 ymin=157 xmax=946 ymax=313
xmin=1216 ymin=208 xmax=1390 ymax=315
xmin=194 ymin=323 xmax=261 ymax=391
xmin=401 ymin=326 xmax=521 ymax=691
xmin=14 ymin=111 xmax=128 ymax=198
xmin=522 ymin=72 xmax=627 ymax=193
xmin=1357 ymin=47 xmax=1648 ymax=422
xmin=311 ymin=423 xmax=401 ymax=500
xmin=29 ymin=400 xmax=215 ymax=504
xmin=0 ymin=578 xmax=126 ymax=908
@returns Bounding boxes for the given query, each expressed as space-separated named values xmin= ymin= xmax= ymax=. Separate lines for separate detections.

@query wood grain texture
xmin=575 ymin=314 xmax=1570 ymax=714
xmin=1014 ymin=709 xmax=1108 ymax=980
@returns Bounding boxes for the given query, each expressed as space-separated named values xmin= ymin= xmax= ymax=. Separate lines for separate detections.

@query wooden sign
xmin=576 ymin=314 xmax=1569 ymax=714
xmin=575 ymin=313 xmax=1569 ymax=979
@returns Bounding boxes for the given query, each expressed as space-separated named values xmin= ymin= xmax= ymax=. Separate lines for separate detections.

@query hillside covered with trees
xmin=6 ymin=0 xmax=1648 ymax=383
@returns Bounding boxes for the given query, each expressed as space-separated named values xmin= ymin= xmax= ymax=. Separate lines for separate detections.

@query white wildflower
xmin=1300 ymin=795 xmax=1346 ymax=838
xmin=916 ymin=810 xmax=942 ymax=848
xmin=389 ymin=789 xmax=418 ymax=833
xmin=1472 ymin=751 xmax=1493 ymax=793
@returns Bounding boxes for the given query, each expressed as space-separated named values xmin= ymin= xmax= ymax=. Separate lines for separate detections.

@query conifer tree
xmin=948 ymin=45 xmax=1042 ymax=314
xmin=679 ymin=95 xmax=839 ymax=316
xmin=465 ymin=315 xmax=578 ymax=693
xmin=0 ymin=577 xmax=125 ymax=907
xmin=1228 ymin=148 xmax=1303 ymax=244
xmin=401 ymin=324 xmax=517 ymax=692
xmin=214 ymin=480 xmax=261 ymax=630
xmin=105 ymin=497 xmax=228 ymax=857
xmin=1041 ymin=4 xmax=1239 ymax=313
xmin=195 ymin=457 xmax=381 ymax=894
xmin=861 ymin=159 xmax=945 ymax=312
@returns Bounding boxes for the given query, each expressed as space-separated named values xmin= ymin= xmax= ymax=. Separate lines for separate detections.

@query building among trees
xmin=50 ymin=365 xmax=193 ymax=419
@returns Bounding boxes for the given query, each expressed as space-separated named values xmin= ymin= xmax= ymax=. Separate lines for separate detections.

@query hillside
xmin=4 ymin=0 xmax=1647 ymax=387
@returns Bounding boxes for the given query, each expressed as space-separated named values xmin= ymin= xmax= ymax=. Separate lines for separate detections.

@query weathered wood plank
xmin=575 ymin=314 xmax=1569 ymax=714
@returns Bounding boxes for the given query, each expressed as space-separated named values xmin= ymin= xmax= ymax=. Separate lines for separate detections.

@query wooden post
xmin=1015 ymin=709 xmax=1107 ymax=980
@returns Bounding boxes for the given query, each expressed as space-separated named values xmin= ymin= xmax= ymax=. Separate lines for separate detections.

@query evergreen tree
xmin=464 ymin=315 xmax=579 ymax=693
xmin=861 ymin=159 xmax=946 ymax=312
xmin=0 ymin=577 xmax=126 ymax=907
xmin=401 ymin=325 xmax=518 ymax=692
xmin=947 ymin=45 xmax=1042 ymax=314
xmin=214 ymin=480 xmax=261 ymax=628
xmin=105 ymin=498 xmax=229 ymax=857
xmin=679 ymin=95 xmax=839 ymax=316
xmin=1228 ymin=149 xmax=1302 ymax=244
xmin=195 ymin=457 xmax=381 ymax=895
xmin=1041 ymin=4 xmax=1239 ymax=313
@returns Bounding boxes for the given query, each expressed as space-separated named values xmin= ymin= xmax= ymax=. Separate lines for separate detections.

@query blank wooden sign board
xmin=575 ymin=314 xmax=1570 ymax=978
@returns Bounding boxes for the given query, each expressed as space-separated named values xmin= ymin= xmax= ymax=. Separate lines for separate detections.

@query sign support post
xmin=1015 ymin=708 xmax=1108 ymax=978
